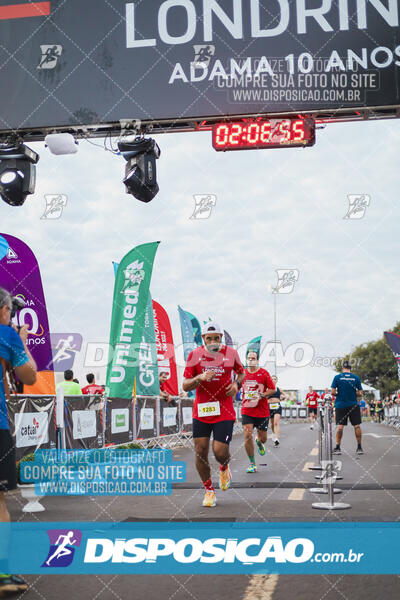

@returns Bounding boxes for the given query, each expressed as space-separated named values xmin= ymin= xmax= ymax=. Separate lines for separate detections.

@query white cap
xmin=201 ymin=321 xmax=223 ymax=336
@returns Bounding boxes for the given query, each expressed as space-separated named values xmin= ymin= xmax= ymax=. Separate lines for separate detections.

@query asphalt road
xmin=6 ymin=419 xmax=400 ymax=600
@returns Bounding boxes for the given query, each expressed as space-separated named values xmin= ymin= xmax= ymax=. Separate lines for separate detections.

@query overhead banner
xmin=153 ymin=300 xmax=178 ymax=396
xmin=106 ymin=242 xmax=160 ymax=399
xmin=0 ymin=0 xmax=399 ymax=135
xmin=384 ymin=331 xmax=400 ymax=380
xmin=0 ymin=233 xmax=55 ymax=394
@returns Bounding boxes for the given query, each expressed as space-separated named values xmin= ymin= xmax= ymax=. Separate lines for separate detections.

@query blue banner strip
xmin=2 ymin=522 xmax=400 ymax=574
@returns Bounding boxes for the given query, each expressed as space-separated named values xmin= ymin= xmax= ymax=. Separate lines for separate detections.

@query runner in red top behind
xmin=241 ymin=351 xmax=276 ymax=473
xmin=305 ymin=386 xmax=320 ymax=430
xmin=183 ymin=321 xmax=244 ymax=508
xmin=81 ymin=373 xmax=104 ymax=395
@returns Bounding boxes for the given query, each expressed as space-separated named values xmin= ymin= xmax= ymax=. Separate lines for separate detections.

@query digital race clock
xmin=212 ymin=118 xmax=315 ymax=151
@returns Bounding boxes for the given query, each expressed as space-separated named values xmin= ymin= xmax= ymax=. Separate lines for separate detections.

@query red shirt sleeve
xmin=183 ymin=350 xmax=196 ymax=379
xmin=233 ymin=350 xmax=244 ymax=374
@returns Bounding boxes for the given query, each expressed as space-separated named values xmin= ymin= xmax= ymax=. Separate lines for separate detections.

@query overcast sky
xmin=1 ymin=118 xmax=399 ymax=384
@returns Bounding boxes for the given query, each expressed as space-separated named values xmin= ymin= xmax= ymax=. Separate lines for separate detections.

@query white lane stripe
xmin=243 ymin=574 xmax=279 ymax=600
xmin=309 ymin=447 xmax=318 ymax=456
xmin=303 ymin=462 xmax=315 ymax=471
xmin=288 ymin=488 xmax=305 ymax=501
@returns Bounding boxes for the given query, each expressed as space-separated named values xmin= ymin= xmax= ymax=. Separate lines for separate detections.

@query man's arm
xmin=183 ymin=370 xmax=214 ymax=392
xmin=12 ymin=325 xmax=37 ymax=386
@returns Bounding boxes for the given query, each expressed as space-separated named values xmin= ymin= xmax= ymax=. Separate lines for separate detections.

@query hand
xmin=200 ymin=370 xmax=215 ymax=382
xmin=17 ymin=324 xmax=30 ymax=344
xmin=225 ymin=381 xmax=239 ymax=397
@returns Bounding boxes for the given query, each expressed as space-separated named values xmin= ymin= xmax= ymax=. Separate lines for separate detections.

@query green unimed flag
xmin=106 ymin=241 xmax=160 ymax=399
xmin=247 ymin=336 xmax=262 ymax=358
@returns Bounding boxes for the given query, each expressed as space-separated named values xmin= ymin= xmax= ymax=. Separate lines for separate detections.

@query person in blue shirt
xmin=331 ymin=360 xmax=363 ymax=455
xmin=0 ymin=287 xmax=37 ymax=595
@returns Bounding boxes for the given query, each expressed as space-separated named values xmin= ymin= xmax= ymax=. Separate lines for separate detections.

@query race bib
xmin=197 ymin=401 xmax=221 ymax=418
xmin=269 ymin=403 xmax=280 ymax=410
xmin=243 ymin=390 xmax=260 ymax=408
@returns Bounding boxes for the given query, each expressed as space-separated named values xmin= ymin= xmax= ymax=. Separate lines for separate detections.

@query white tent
xmin=276 ymin=365 xmax=379 ymax=401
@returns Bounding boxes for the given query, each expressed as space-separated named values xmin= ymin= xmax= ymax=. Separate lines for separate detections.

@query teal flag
xmin=186 ymin=311 xmax=202 ymax=347
xmin=136 ymin=293 xmax=160 ymax=396
xmin=247 ymin=336 xmax=262 ymax=357
xmin=106 ymin=242 xmax=160 ymax=399
xmin=178 ymin=306 xmax=198 ymax=361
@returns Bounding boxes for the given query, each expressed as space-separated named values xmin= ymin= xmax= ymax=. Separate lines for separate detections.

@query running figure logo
xmin=37 ymin=45 xmax=62 ymax=70
xmin=193 ymin=45 xmax=215 ymax=68
xmin=272 ymin=269 xmax=299 ymax=294
xmin=190 ymin=195 xmax=217 ymax=220
xmin=42 ymin=529 xmax=82 ymax=568
xmin=344 ymin=194 xmax=370 ymax=219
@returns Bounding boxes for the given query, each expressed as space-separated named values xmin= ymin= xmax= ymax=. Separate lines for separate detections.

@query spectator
xmin=159 ymin=371 xmax=176 ymax=406
xmin=82 ymin=373 xmax=104 ymax=395
xmin=0 ymin=287 xmax=37 ymax=594
xmin=56 ymin=370 xmax=81 ymax=395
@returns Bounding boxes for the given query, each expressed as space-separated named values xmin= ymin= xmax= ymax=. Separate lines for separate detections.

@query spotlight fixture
xmin=118 ymin=137 xmax=160 ymax=203
xmin=0 ymin=143 xmax=39 ymax=206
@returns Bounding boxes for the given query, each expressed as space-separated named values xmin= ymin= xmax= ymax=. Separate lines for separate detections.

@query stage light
xmin=0 ymin=143 xmax=39 ymax=206
xmin=118 ymin=137 xmax=160 ymax=203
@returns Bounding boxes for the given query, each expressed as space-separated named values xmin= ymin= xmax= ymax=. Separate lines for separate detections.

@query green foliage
xmin=333 ymin=322 xmax=400 ymax=396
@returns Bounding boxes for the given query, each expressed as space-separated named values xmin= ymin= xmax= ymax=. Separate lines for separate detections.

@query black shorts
xmin=335 ymin=405 xmax=362 ymax=426
xmin=192 ymin=419 xmax=234 ymax=444
xmin=242 ymin=415 xmax=269 ymax=431
xmin=308 ymin=407 xmax=318 ymax=415
xmin=269 ymin=406 xmax=282 ymax=417
xmin=0 ymin=429 xmax=17 ymax=491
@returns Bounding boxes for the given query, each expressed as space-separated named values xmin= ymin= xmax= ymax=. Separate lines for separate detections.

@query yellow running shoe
xmin=202 ymin=490 xmax=216 ymax=507
xmin=219 ymin=466 xmax=232 ymax=491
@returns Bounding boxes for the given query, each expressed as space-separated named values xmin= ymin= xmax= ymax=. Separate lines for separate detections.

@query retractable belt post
xmin=309 ymin=398 xmax=324 ymax=471
xmin=312 ymin=395 xmax=351 ymax=510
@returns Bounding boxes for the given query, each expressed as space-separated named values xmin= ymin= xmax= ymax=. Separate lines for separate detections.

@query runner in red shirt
xmin=241 ymin=351 xmax=276 ymax=473
xmin=182 ymin=321 xmax=244 ymax=507
xmin=305 ymin=386 xmax=320 ymax=430
xmin=81 ymin=373 xmax=104 ymax=395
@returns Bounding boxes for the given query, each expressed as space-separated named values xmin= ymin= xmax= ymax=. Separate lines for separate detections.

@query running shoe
xmin=256 ymin=439 xmax=265 ymax=456
xmin=333 ymin=446 xmax=341 ymax=455
xmin=0 ymin=574 xmax=28 ymax=594
xmin=274 ymin=440 xmax=279 ymax=447
xmin=246 ymin=463 xmax=257 ymax=473
xmin=202 ymin=490 xmax=216 ymax=507
xmin=310 ymin=425 xmax=314 ymax=430
xmin=356 ymin=446 xmax=364 ymax=455
xmin=219 ymin=466 xmax=232 ymax=491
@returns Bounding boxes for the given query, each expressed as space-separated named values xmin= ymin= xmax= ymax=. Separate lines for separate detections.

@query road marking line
xmin=310 ymin=448 xmax=318 ymax=456
xmin=303 ymin=462 xmax=315 ymax=471
xmin=288 ymin=488 xmax=305 ymax=501
xmin=243 ymin=574 xmax=279 ymax=600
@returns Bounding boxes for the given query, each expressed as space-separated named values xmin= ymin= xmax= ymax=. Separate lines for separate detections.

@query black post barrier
xmin=104 ymin=397 xmax=134 ymax=446
xmin=64 ymin=395 xmax=104 ymax=450
xmin=312 ymin=395 xmax=351 ymax=510
xmin=159 ymin=397 xmax=179 ymax=436
xmin=180 ymin=398 xmax=193 ymax=434
xmin=309 ymin=400 xmax=324 ymax=471
xmin=135 ymin=396 xmax=158 ymax=440
xmin=7 ymin=395 xmax=57 ymax=461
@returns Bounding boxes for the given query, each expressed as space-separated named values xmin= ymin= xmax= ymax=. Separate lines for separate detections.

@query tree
xmin=333 ymin=322 xmax=400 ymax=397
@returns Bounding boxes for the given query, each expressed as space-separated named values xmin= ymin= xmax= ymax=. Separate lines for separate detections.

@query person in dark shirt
xmin=331 ymin=361 xmax=363 ymax=455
